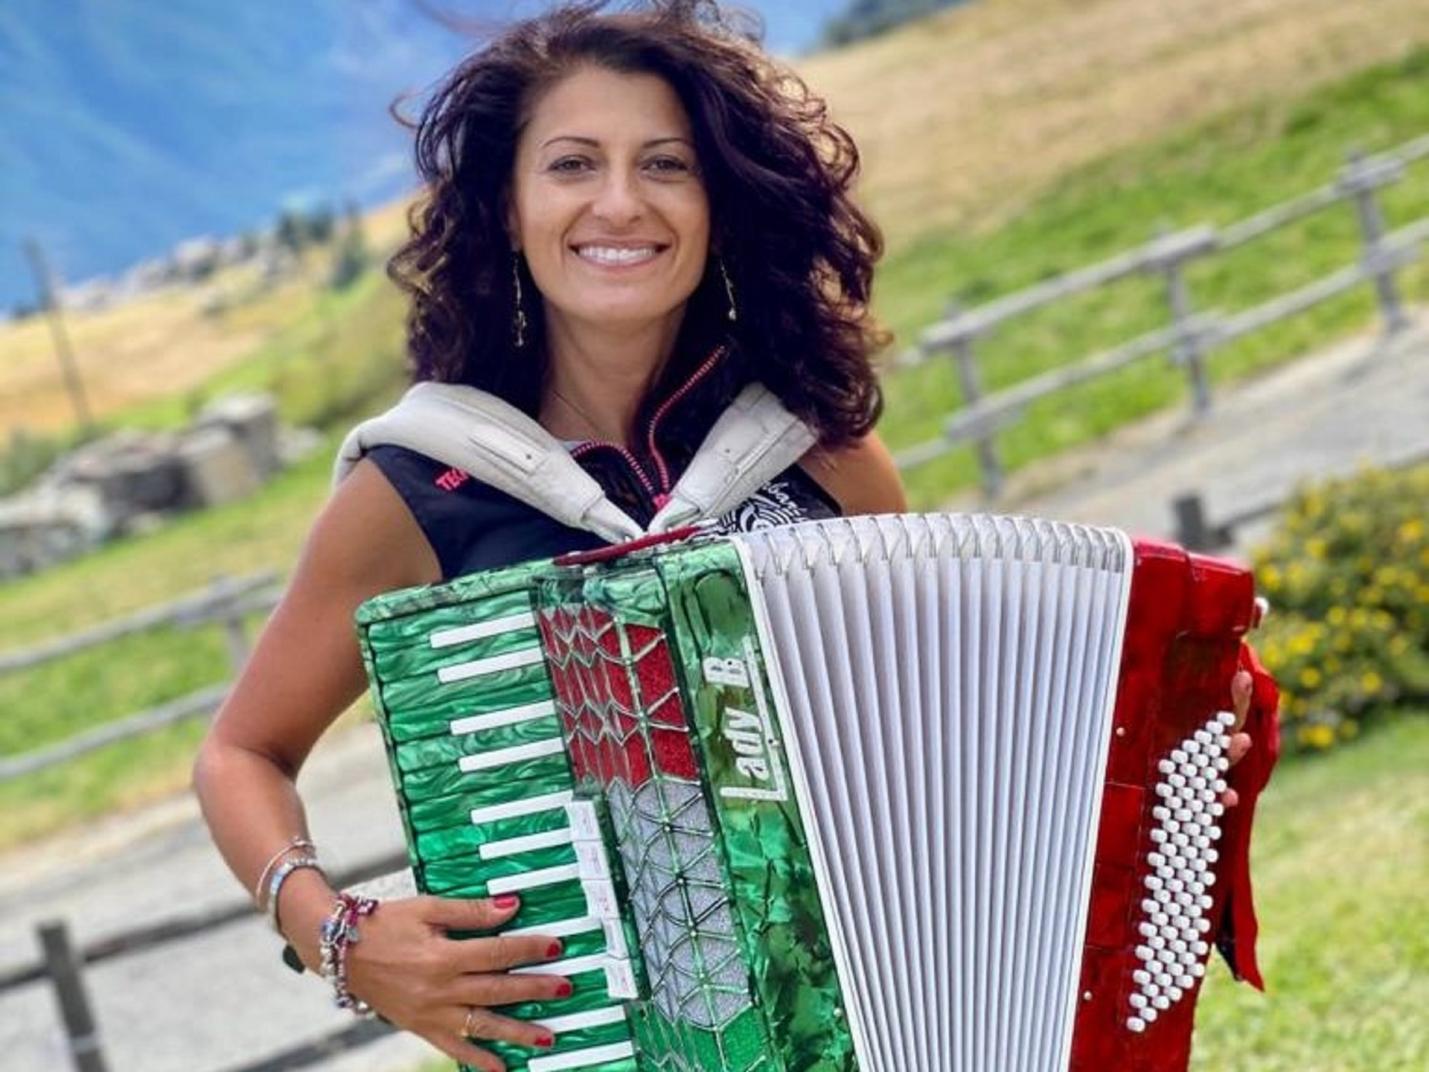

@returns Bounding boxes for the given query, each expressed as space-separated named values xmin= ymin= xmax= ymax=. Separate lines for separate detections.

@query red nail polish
xmin=555 ymin=979 xmax=573 ymax=997
xmin=546 ymin=940 xmax=563 ymax=958
xmin=493 ymin=894 xmax=520 ymax=910
xmin=535 ymin=1033 xmax=555 ymax=1048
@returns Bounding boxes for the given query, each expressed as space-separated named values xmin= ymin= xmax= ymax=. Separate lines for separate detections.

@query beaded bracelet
xmin=265 ymin=854 xmax=324 ymax=934
xmin=253 ymin=836 xmax=316 ymax=910
xmin=318 ymin=893 xmax=379 ymax=1015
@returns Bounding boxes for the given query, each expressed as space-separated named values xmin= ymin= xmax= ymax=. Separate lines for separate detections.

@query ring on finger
xmin=462 ymin=1006 xmax=479 ymax=1039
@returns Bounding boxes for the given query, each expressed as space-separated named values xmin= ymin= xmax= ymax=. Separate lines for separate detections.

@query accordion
xmin=356 ymin=514 xmax=1278 ymax=1072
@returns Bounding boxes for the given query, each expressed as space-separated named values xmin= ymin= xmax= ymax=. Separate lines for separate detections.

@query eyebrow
xmin=539 ymin=135 xmax=692 ymax=150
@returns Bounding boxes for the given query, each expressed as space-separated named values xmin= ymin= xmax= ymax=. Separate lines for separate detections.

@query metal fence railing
xmin=896 ymin=134 xmax=1429 ymax=497
xmin=0 ymin=572 xmax=280 ymax=782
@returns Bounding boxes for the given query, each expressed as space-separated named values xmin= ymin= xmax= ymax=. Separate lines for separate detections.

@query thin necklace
xmin=549 ymin=385 xmax=608 ymax=441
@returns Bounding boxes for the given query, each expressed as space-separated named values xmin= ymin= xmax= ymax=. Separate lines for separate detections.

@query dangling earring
xmin=718 ymin=256 xmax=738 ymax=323
xmin=511 ymin=251 xmax=528 ymax=348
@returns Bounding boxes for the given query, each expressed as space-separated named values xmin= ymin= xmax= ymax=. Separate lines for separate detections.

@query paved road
xmin=970 ymin=315 xmax=1429 ymax=554
xmin=1 ymin=315 xmax=1424 ymax=1072
xmin=0 ymin=723 xmax=437 ymax=1072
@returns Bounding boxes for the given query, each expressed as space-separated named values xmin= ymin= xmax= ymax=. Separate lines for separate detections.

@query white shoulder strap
xmin=648 ymin=383 xmax=817 ymax=533
xmin=332 ymin=382 xmax=644 ymax=543
xmin=333 ymin=380 xmax=817 ymax=543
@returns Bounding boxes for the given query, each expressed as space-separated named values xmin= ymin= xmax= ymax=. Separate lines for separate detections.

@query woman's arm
xmin=799 ymin=430 xmax=908 ymax=516
xmin=192 ymin=460 xmax=566 ymax=1070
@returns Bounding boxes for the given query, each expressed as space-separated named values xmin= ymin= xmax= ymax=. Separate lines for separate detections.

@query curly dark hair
xmin=387 ymin=0 xmax=888 ymax=446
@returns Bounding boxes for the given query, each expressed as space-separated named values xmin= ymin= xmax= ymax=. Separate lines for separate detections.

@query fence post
xmin=212 ymin=575 xmax=251 ymax=674
xmin=38 ymin=920 xmax=108 ymax=1072
xmin=1340 ymin=147 xmax=1410 ymax=338
xmin=1153 ymin=224 xmax=1214 ymax=417
xmin=943 ymin=301 xmax=1005 ymax=499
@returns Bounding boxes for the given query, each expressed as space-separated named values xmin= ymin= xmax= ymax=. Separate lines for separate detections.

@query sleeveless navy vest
xmin=365 ymin=353 xmax=840 ymax=581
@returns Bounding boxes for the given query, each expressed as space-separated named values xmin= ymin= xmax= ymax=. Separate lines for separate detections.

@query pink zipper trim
xmin=644 ymin=344 xmax=727 ymax=493
xmin=569 ymin=440 xmax=660 ymax=499
xmin=564 ymin=343 xmax=728 ymax=508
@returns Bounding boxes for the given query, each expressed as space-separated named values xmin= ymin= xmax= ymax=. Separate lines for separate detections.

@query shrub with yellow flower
xmin=1251 ymin=462 xmax=1429 ymax=754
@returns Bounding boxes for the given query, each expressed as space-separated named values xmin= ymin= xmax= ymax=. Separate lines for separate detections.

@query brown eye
xmin=550 ymin=156 xmax=593 ymax=173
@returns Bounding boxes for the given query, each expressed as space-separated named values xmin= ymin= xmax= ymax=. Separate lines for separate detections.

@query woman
xmin=194 ymin=3 xmax=1254 ymax=1070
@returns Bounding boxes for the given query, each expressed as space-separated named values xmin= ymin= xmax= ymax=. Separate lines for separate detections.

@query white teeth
xmin=575 ymin=245 xmax=659 ymax=265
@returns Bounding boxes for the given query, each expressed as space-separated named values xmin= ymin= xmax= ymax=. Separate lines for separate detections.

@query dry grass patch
xmin=801 ymin=0 xmax=1429 ymax=248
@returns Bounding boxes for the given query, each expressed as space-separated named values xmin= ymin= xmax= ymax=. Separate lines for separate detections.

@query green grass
xmin=879 ymin=44 xmax=1429 ymax=505
xmin=0 ymin=435 xmax=345 ymax=850
xmin=116 ymin=265 xmax=409 ymax=435
xmin=1190 ymin=713 xmax=1429 ymax=1070
xmin=404 ymin=714 xmax=1429 ymax=1072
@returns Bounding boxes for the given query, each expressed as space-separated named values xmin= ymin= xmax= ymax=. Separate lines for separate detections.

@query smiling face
xmin=506 ymin=65 xmax=711 ymax=338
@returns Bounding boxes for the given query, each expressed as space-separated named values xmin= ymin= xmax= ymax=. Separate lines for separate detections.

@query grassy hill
xmin=3 ymin=0 xmax=1429 ymax=845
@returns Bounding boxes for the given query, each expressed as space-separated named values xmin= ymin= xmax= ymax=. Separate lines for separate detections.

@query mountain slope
xmin=800 ymin=0 xmax=1429 ymax=249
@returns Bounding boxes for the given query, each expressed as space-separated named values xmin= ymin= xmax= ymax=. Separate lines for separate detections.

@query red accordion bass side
xmin=1070 ymin=539 xmax=1281 ymax=1071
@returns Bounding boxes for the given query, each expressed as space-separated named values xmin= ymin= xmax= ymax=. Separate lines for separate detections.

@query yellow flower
xmin=1299 ymin=667 xmax=1322 ymax=689
xmin=1361 ymin=671 xmax=1383 ymax=695
xmin=1290 ymin=632 xmax=1316 ymax=656
xmin=1305 ymin=537 xmax=1328 ymax=559
xmin=1398 ymin=518 xmax=1424 ymax=544
xmin=1300 ymin=724 xmax=1335 ymax=749
xmin=1327 ymin=606 xmax=1347 ymax=626
xmin=1261 ymin=564 xmax=1282 ymax=591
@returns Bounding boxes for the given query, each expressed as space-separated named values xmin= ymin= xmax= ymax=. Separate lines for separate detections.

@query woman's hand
xmin=342 ymin=894 xmax=570 ymax=1072
xmin=1221 ymin=669 xmax=1254 ymax=809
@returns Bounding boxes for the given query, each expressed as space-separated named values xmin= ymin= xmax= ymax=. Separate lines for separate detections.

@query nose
xmin=591 ymin=164 xmax=644 ymax=226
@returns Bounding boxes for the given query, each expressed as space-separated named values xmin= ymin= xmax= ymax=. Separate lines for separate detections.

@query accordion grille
xmin=736 ymin=514 xmax=1134 ymax=1072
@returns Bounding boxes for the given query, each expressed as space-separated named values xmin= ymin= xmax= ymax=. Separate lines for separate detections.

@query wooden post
xmin=1172 ymin=492 xmax=1231 ymax=551
xmin=1341 ymin=147 xmax=1410 ymax=337
xmin=944 ymin=301 xmax=1005 ymax=500
xmin=213 ymin=576 xmax=251 ymax=673
xmin=1154 ymin=224 xmax=1213 ymax=417
xmin=37 ymin=920 xmax=108 ymax=1072
xmin=22 ymin=238 xmax=95 ymax=436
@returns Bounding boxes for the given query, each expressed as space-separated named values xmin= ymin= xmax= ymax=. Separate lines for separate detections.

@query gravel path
xmin=1 ymin=314 xmax=1423 ymax=1072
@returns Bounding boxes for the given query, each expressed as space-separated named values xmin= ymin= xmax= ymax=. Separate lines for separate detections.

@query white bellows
xmin=734 ymin=515 xmax=1135 ymax=1072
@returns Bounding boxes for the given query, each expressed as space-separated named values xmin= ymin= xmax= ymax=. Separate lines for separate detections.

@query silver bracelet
xmin=266 ymin=855 xmax=324 ymax=934
xmin=253 ymin=836 xmax=316 ymax=909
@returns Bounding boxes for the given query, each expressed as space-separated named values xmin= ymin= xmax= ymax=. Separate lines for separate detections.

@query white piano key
xmin=582 ymin=879 xmax=621 ymax=919
xmin=438 ymin=644 xmax=545 ymax=683
xmin=459 ymin=737 xmax=565 ymax=773
xmin=604 ymin=957 xmax=639 ymax=1000
xmin=450 ymin=698 xmax=557 ymax=736
xmin=470 ymin=790 xmax=574 ymax=826
xmin=506 ymin=916 xmax=602 ymax=939
xmin=488 ymin=863 xmax=582 ymax=895
xmin=602 ymin=918 xmax=629 ymax=959
xmin=529 ymin=1041 xmax=637 ymax=1072
xmin=514 ymin=952 xmax=610 ymax=978
xmin=565 ymin=801 xmax=603 ymax=841
xmin=575 ymin=841 xmax=611 ymax=880
xmin=429 ymin=611 xmax=537 ymax=648
xmin=479 ymin=827 xmax=575 ymax=861
xmin=534 ymin=1005 xmax=628 ymax=1036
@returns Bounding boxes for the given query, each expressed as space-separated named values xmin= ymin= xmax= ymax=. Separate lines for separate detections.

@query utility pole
xmin=22 ymin=237 xmax=95 ymax=436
